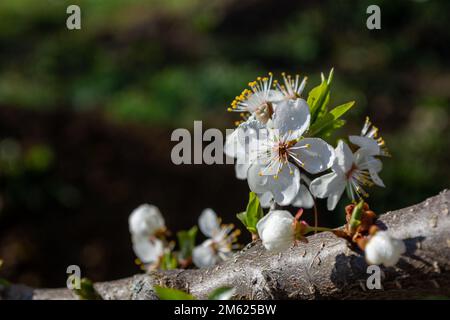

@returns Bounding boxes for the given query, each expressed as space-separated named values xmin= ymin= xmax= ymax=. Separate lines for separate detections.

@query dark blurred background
xmin=0 ymin=0 xmax=449 ymax=288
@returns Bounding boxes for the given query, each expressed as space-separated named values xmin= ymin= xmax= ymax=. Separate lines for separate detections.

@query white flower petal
xmin=247 ymin=163 xmax=270 ymax=194
xmin=265 ymin=166 xmax=301 ymax=206
xmin=235 ymin=162 xmax=250 ymax=180
xmin=349 ymin=135 xmax=380 ymax=156
xmin=333 ymin=140 xmax=353 ymax=174
xmin=132 ymin=236 xmax=164 ymax=264
xmin=267 ymin=89 xmax=285 ymax=103
xmin=326 ymin=185 xmax=346 ymax=210
xmin=224 ymin=128 xmax=241 ymax=159
xmin=192 ymin=240 xmax=219 ymax=268
xmin=259 ymin=192 xmax=273 ymax=208
xmin=310 ymin=172 xmax=343 ymax=198
xmin=293 ymin=138 xmax=335 ymax=174
xmin=198 ymin=208 xmax=220 ymax=238
xmin=354 ymin=154 xmax=385 ymax=187
xmin=369 ymin=167 xmax=385 ymax=187
xmin=292 ymin=183 xmax=314 ymax=208
xmin=225 ymin=118 xmax=265 ymax=162
xmin=129 ymin=204 xmax=165 ymax=238
xmin=271 ymin=98 xmax=310 ymax=139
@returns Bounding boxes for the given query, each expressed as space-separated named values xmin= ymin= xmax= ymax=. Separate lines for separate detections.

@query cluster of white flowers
xmin=193 ymin=209 xmax=240 ymax=268
xmin=128 ymin=205 xmax=239 ymax=269
xmin=128 ymin=204 xmax=167 ymax=265
xmin=310 ymin=117 xmax=389 ymax=210
xmin=127 ymin=70 xmax=403 ymax=273
xmin=225 ymin=73 xmax=335 ymax=209
xmin=225 ymin=71 xmax=388 ymax=213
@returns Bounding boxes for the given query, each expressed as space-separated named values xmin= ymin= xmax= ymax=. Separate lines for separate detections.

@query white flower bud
xmin=256 ymin=210 xmax=296 ymax=252
xmin=365 ymin=231 xmax=406 ymax=267
xmin=129 ymin=204 xmax=165 ymax=238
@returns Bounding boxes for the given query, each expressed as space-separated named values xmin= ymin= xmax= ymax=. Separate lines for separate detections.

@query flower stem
xmin=313 ymin=199 xmax=318 ymax=234
xmin=304 ymin=226 xmax=334 ymax=234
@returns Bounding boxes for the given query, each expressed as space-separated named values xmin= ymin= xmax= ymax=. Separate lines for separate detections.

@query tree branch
xmin=2 ymin=190 xmax=450 ymax=300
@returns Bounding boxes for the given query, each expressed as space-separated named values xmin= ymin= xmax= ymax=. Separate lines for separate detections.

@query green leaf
xmin=160 ymin=251 xmax=178 ymax=270
xmin=308 ymin=101 xmax=355 ymax=138
xmin=176 ymin=226 xmax=198 ymax=261
xmin=314 ymin=119 xmax=347 ymax=139
xmin=329 ymin=100 xmax=355 ymax=120
xmin=349 ymin=199 xmax=365 ymax=233
xmin=307 ymin=69 xmax=334 ymax=124
xmin=208 ymin=286 xmax=235 ymax=300
xmin=0 ymin=260 xmax=10 ymax=289
xmin=236 ymin=192 xmax=264 ymax=234
xmin=154 ymin=286 xmax=196 ymax=300
xmin=0 ymin=278 xmax=10 ymax=288
xmin=73 ymin=278 xmax=102 ymax=300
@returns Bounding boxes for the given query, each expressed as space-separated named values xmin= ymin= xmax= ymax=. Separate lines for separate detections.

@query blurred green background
xmin=0 ymin=0 xmax=449 ymax=287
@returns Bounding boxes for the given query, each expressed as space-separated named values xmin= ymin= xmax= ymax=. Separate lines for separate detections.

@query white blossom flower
xmin=349 ymin=117 xmax=390 ymax=157
xmin=128 ymin=204 xmax=167 ymax=265
xmin=193 ymin=209 xmax=240 ymax=268
xmin=310 ymin=140 xmax=385 ymax=210
xmin=129 ymin=204 xmax=166 ymax=238
xmin=228 ymin=73 xmax=283 ymax=124
xmin=256 ymin=210 xmax=296 ymax=252
xmin=365 ymin=231 xmax=406 ymax=267
xmin=131 ymin=235 xmax=164 ymax=264
xmin=246 ymin=99 xmax=335 ymax=206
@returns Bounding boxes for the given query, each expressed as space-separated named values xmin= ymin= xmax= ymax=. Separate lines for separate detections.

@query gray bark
xmin=2 ymin=190 xmax=450 ymax=300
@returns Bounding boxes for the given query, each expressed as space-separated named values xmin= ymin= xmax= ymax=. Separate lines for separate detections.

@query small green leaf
xmin=73 ymin=278 xmax=102 ymax=300
xmin=0 ymin=259 xmax=10 ymax=289
xmin=349 ymin=199 xmax=365 ymax=233
xmin=177 ymin=226 xmax=198 ymax=261
xmin=0 ymin=278 xmax=10 ymax=288
xmin=308 ymin=101 xmax=355 ymax=138
xmin=160 ymin=251 xmax=178 ymax=270
xmin=154 ymin=286 xmax=196 ymax=300
xmin=236 ymin=211 xmax=249 ymax=229
xmin=307 ymin=69 xmax=334 ymax=123
xmin=0 ymin=260 xmax=10 ymax=288
xmin=329 ymin=100 xmax=355 ymax=119
xmin=208 ymin=287 xmax=235 ymax=300
xmin=236 ymin=192 xmax=264 ymax=234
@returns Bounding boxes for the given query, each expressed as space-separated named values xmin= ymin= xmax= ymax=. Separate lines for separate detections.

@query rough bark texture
xmin=2 ymin=190 xmax=450 ymax=300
